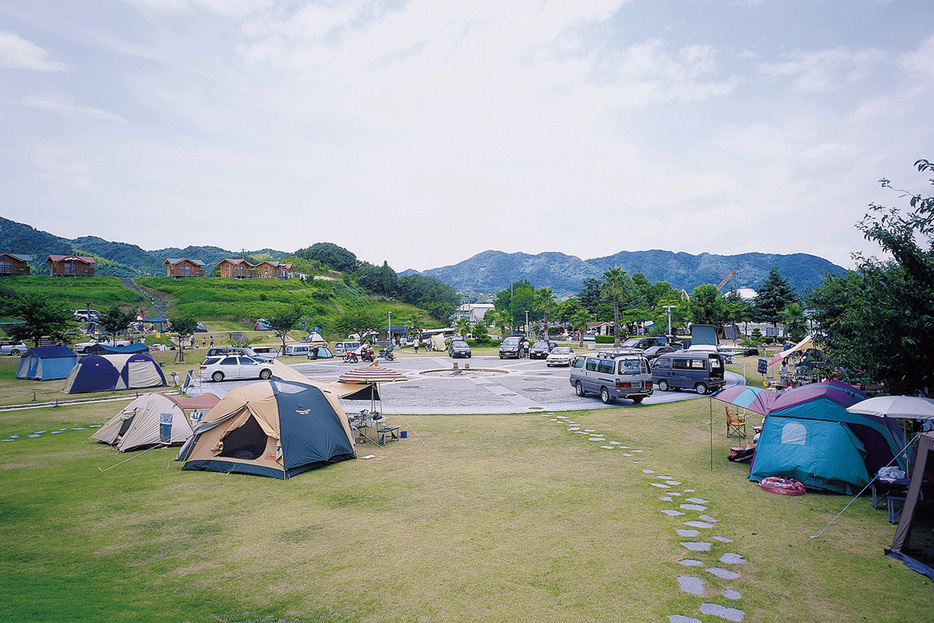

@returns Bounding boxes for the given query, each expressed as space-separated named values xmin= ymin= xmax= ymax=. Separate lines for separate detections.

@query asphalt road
xmin=192 ymin=354 xmax=743 ymax=415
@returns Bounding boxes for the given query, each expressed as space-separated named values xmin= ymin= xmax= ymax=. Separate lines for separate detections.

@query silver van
xmin=569 ymin=354 xmax=653 ymax=404
xmin=651 ymin=351 xmax=725 ymax=394
xmin=283 ymin=344 xmax=312 ymax=357
xmin=333 ymin=341 xmax=361 ymax=355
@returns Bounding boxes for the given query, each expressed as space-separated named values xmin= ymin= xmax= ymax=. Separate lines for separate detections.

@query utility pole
xmin=663 ymin=305 xmax=677 ymax=337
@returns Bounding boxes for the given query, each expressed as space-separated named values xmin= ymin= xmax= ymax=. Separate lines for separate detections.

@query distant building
xmin=0 ymin=253 xmax=32 ymax=276
xmin=453 ymin=303 xmax=494 ymax=324
xmin=254 ymin=260 xmax=293 ymax=279
xmin=163 ymin=258 xmax=206 ymax=278
xmin=47 ymin=254 xmax=95 ymax=277
xmin=217 ymin=258 xmax=255 ymax=279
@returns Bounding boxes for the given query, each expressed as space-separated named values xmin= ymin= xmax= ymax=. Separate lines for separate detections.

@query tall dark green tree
xmin=295 ymin=242 xmax=358 ymax=273
xmin=98 ymin=306 xmax=136 ymax=345
xmin=5 ymin=294 xmax=74 ymax=347
xmin=753 ymin=266 xmax=797 ymax=327
xmin=809 ymin=159 xmax=934 ymax=394
xmin=578 ymin=278 xmax=603 ymax=316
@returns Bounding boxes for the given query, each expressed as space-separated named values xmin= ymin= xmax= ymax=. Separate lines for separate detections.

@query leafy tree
xmin=578 ymin=278 xmax=603 ymax=315
xmin=485 ymin=308 xmax=511 ymax=340
xmin=168 ymin=315 xmax=198 ymax=363
xmin=809 ymin=159 xmax=934 ymax=394
xmin=355 ymin=260 xmax=397 ymax=297
xmin=405 ymin=312 xmax=425 ymax=341
xmin=556 ymin=297 xmax=582 ymax=324
xmin=494 ymin=280 xmax=537 ymax=330
xmin=689 ymin=284 xmax=727 ymax=326
xmin=295 ymin=242 xmax=358 ymax=273
xmin=395 ymin=274 xmax=459 ymax=321
xmin=5 ymin=293 xmax=75 ymax=347
xmin=454 ymin=317 xmax=470 ymax=337
xmin=722 ymin=284 xmax=752 ymax=335
xmin=267 ymin=304 xmax=305 ymax=352
xmin=601 ymin=266 xmax=637 ymax=346
xmin=534 ymin=287 xmax=557 ymax=335
xmin=753 ymin=266 xmax=797 ymax=327
xmin=471 ymin=321 xmax=490 ymax=344
xmin=334 ymin=306 xmax=380 ymax=340
xmin=98 ymin=306 xmax=136 ymax=344
xmin=570 ymin=308 xmax=592 ymax=347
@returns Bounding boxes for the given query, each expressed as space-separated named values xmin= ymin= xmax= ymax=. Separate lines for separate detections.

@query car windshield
xmin=620 ymin=338 xmax=642 ymax=348
xmin=551 ymin=347 xmax=573 ymax=355
xmin=503 ymin=337 xmax=520 ymax=345
xmin=452 ymin=341 xmax=468 ymax=347
xmin=618 ymin=359 xmax=642 ymax=374
xmin=533 ymin=341 xmax=549 ymax=349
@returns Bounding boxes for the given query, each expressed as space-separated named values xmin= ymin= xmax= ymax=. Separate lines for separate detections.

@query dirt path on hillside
xmin=120 ymin=277 xmax=168 ymax=317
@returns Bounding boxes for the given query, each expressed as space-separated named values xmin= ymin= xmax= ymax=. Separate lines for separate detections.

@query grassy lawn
xmin=1 ymin=390 xmax=928 ymax=622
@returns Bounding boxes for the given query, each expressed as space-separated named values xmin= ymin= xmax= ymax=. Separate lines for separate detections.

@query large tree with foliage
xmin=295 ymin=242 xmax=358 ymax=273
xmin=98 ymin=306 xmax=136 ymax=345
xmin=395 ymin=274 xmax=459 ymax=321
xmin=809 ymin=159 xmax=934 ymax=394
xmin=494 ymin=280 xmax=537 ymax=331
xmin=689 ymin=284 xmax=728 ymax=326
xmin=5 ymin=293 xmax=75 ymax=347
xmin=533 ymin=287 xmax=557 ymax=336
xmin=601 ymin=267 xmax=632 ymax=346
xmin=334 ymin=306 xmax=381 ymax=340
xmin=753 ymin=266 xmax=797 ymax=327
xmin=578 ymin=278 xmax=603 ymax=316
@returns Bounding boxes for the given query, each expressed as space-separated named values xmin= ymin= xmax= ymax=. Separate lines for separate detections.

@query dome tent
xmin=177 ymin=365 xmax=355 ymax=479
xmin=16 ymin=346 xmax=78 ymax=380
xmin=92 ymin=392 xmax=220 ymax=452
xmin=63 ymin=353 xmax=167 ymax=394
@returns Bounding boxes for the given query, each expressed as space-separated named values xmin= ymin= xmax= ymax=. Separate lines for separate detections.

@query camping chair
xmin=726 ymin=406 xmax=746 ymax=439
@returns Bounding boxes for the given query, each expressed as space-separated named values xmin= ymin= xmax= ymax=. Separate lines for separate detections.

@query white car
xmin=200 ymin=355 xmax=274 ymax=382
xmin=73 ymin=338 xmax=132 ymax=353
xmin=0 ymin=341 xmax=28 ymax=355
xmin=546 ymin=346 xmax=577 ymax=367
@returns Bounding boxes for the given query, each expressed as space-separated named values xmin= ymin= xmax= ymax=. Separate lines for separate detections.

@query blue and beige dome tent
xmin=62 ymin=353 xmax=167 ymax=394
xmin=177 ymin=361 xmax=355 ymax=479
xmin=16 ymin=346 xmax=78 ymax=381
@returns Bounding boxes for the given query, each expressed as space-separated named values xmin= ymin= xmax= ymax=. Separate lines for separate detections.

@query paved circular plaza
xmin=200 ymin=354 xmax=743 ymax=414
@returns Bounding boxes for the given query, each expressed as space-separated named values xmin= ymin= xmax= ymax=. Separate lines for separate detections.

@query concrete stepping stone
xmin=668 ymin=616 xmax=702 ymax=623
xmin=681 ymin=541 xmax=711 ymax=552
xmin=609 ymin=441 xmax=621 ymax=444
xmin=584 ymin=429 xmax=595 ymax=432
xmin=2 ymin=439 xmax=15 ymax=442
xmin=724 ymin=589 xmax=742 ymax=600
xmin=621 ymin=453 xmax=633 ymax=456
xmin=601 ymin=445 xmax=614 ymax=449
xmin=680 ymin=504 xmax=708 ymax=511
xmin=632 ymin=449 xmax=643 ymax=453
xmin=678 ymin=559 xmax=703 ymax=566
xmin=707 ymin=567 xmax=740 ymax=580
xmin=589 ymin=437 xmax=605 ymax=441
xmin=686 ymin=497 xmax=709 ymax=504
xmin=89 ymin=424 xmax=103 ymax=428
xmin=719 ymin=553 xmax=746 ymax=565
xmin=684 ymin=488 xmax=694 ymax=492
xmin=699 ymin=514 xmax=718 ymax=522
xmin=643 ymin=469 xmax=655 ymax=473
xmin=51 ymin=431 xmax=63 ymax=434
xmin=617 ymin=445 xmax=629 ymax=448
xmin=677 ymin=576 xmax=705 ymax=595
xmin=567 ymin=427 xmax=580 ymax=431
xmin=713 ymin=536 xmax=733 ymax=543
xmin=9 ymin=434 xmax=19 ymax=438
xmin=71 ymin=427 xmax=85 ymax=430
xmin=663 ymin=510 xmax=684 ymax=517
xmin=27 ymin=434 xmax=41 ymax=438
xmin=669 ymin=491 xmax=682 ymax=496
xmin=33 ymin=431 xmax=47 ymax=434
xmin=651 ymin=483 xmax=671 ymax=489
xmin=684 ymin=520 xmax=714 ymax=529
xmin=660 ymin=496 xmax=673 ymax=501
xmin=555 ymin=415 xmax=567 ymax=419
xmin=666 ymin=480 xmax=681 ymax=485
xmin=700 ymin=602 xmax=745 ymax=621
xmin=677 ymin=529 xmax=700 ymax=537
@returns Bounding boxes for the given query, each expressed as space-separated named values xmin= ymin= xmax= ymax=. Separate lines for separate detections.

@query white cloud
xmin=0 ymin=31 xmax=67 ymax=71
xmin=759 ymin=46 xmax=887 ymax=93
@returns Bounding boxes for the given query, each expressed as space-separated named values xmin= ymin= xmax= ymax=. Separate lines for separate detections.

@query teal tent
xmin=16 ymin=346 xmax=78 ymax=380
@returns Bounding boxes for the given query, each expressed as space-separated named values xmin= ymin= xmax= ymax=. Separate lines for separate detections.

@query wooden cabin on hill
xmin=255 ymin=260 xmax=292 ymax=279
xmin=47 ymin=254 xmax=95 ymax=277
xmin=0 ymin=253 xmax=32 ymax=276
xmin=217 ymin=258 xmax=256 ymax=279
xmin=163 ymin=258 xmax=206 ymax=278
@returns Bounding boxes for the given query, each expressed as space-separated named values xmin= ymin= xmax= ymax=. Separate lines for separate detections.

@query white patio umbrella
xmin=846 ymin=395 xmax=934 ymax=420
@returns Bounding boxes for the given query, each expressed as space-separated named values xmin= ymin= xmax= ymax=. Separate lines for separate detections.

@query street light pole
xmin=525 ymin=310 xmax=529 ymax=338
xmin=388 ymin=311 xmax=392 ymax=346
xmin=663 ymin=305 xmax=677 ymax=337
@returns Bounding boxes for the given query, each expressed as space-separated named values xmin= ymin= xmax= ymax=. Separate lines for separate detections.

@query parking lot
xmin=194 ymin=354 xmax=741 ymax=414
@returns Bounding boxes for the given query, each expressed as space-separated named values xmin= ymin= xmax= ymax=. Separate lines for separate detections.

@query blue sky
xmin=1 ymin=0 xmax=932 ymax=277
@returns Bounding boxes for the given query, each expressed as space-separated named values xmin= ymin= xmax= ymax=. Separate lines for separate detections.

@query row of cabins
xmin=0 ymin=254 xmax=294 ymax=279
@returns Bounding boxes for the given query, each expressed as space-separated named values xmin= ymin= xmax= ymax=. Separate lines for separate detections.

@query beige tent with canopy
xmin=91 ymin=392 xmax=220 ymax=452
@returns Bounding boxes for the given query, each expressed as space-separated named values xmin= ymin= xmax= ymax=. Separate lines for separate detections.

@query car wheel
xmin=575 ymin=381 xmax=584 ymax=397
xmin=658 ymin=379 xmax=669 ymax=392
xmin=600 ymin=387 xmax=613 ymax=404
xmin=259 ymin=368 xmax=272 ymax=380
xmin=10 ymin=349 xmax=19 ymax=356
xmin=632 ymin=396 xmax=644 ymax=404
xmin=694 ymin=382 xmax=708 ymax=395
xmin=211 ymin=371 xmax=225 ymax=382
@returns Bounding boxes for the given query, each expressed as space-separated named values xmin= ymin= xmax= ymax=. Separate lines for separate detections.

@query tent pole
xmin=811 ymin=432 xmax=921 ymax=539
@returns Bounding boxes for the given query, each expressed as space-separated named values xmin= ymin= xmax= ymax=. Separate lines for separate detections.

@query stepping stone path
xmin=540 ymin=409 xmax=750 ymax=621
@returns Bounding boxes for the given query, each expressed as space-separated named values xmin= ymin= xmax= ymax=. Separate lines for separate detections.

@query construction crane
xmin=716 ymin=269 xmax=739 ymax=292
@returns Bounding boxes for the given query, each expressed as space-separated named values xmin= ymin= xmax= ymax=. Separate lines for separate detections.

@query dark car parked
xmin=529 ymin=341 xmax=557 ymax=359
xmin=499 ymin=336 xmax=526 ymax=359
xmin=448 ymin=339 xmax=472 ymax=358
xmin=642 ymin=345 xmax=676 ymax=361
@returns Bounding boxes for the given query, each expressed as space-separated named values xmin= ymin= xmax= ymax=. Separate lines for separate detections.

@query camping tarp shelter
xmin=177 ymin=372 xmax=356 ymax=478
xmin=768 ymin=334 xmax=820 ymax=367
xmin=748 ymin=381 xmax=907 ymax=494
xmin=63 ymin=353 xmax=168 ymax=393
xmin=886 ymin=431 xmax=934 ymax=580
xmin=92 ymin=392 xmax=220 ymax=452
xmin=85 ymin=343 xmax=150 ymax=355
xmin=16 ymin=346 xmax=78 ymax=380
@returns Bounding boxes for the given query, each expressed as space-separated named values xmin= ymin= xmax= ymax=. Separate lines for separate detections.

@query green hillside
xmin=0 ymin=276 xmax=145 ymax=311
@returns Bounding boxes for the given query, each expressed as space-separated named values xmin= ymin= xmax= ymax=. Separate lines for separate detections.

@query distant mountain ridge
xmin=406 ymin=249 xmax=846 ymax=297
xmin=1 ymin=216 xmax=845 ymax=295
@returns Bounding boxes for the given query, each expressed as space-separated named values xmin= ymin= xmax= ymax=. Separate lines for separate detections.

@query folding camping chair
xmin=726 ymin=406 xmax=746 ymax=439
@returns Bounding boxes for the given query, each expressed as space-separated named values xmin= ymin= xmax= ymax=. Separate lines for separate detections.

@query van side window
xmin=585 ymin=359 xmax=597 ymax=372
xmin=689 ymin=359 xmax=707 ymax=370
xmin=672 ymin=358 xmax=687 ymax=370
xmin=641 ymin=360 xmax=649 ymax=374
xmin=596 ymin=360 xmax=614 ymax=374
xmin=572 ymin=357 xmax=584 ymax=368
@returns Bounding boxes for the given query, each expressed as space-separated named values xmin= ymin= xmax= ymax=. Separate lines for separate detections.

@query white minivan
xmin=569 ymin=354 xmax=653 ymax=404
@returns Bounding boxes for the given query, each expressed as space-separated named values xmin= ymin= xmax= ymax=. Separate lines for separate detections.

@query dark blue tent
xmin=16 ymin=346 xmax=78 ymax=380
xmin=63 ymin=353 xmax=167 ymax=394
xmin=85 ymin=343 xmax=150 ymax=355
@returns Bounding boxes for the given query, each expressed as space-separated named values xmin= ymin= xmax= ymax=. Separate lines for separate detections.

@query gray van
xmin=651 ymin=351 xmax=725 ymax=394
xmin=569 ymin=354 xmax=653 ymax=404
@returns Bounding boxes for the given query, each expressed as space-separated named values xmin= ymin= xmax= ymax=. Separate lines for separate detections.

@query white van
xmin=569 ymin=354 xmax=653 ymax=404
xmin=333 ymin=341 xmax=361 ymax=355
xmin=283 ymin=344 xmax=312 ymax=357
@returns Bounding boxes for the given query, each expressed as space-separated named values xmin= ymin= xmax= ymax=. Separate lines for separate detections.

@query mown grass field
xmin=1 ymin=387 xmax=928 ymax=622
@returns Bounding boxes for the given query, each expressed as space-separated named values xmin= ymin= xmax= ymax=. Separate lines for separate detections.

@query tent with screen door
xmin=886 ymin=431 xmax=934 ymax=580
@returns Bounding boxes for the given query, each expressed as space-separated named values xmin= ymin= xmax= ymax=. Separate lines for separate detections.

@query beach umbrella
xmin=711 ymin=384 xmax=780 ymax=416
xmin=847 ymin=395 xmax=934 ymax=420
xmin=338 ymin=362 xmax=408 ymax=384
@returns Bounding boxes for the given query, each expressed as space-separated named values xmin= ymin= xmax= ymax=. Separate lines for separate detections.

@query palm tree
xmin=601 ymin=266 xmax=630 ymax=347
xmin=534 ymin=287 xmax=556 ymax=338
xmin=571 ymin=308 xmax=592 ymax=348
xmin=781 ymin=302 xmax=808 ymax=342
xmin=487 ymin=309 xmax=511 ymax=340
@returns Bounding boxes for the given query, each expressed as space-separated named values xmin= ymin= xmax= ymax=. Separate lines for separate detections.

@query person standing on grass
xmin=413 ymin=337 xmax=419 ymax=353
